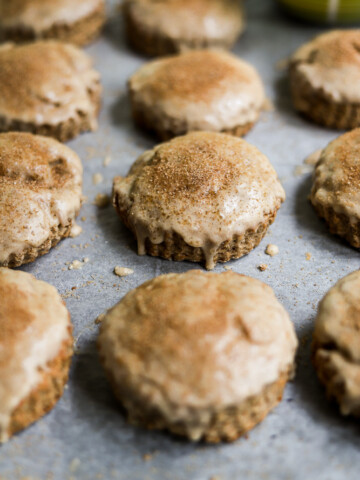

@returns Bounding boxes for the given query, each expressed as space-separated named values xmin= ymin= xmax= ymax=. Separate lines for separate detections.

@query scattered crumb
xmin=294 ymin=165 xmax=313 ymax=176
xmin=81 ymin=216 xmax=87 ymax=222
xmin=69 ymin=222 xmax=82 ymax=238
xmin=263 ymin=98 xmax=274 ymax=112
xmin=95 ymin=313 xmax=105 ymax=324
xmin=103 ymin=154 xmax=112 ymax=166
xmin=224 ymin=265 xmax=232 ymax=271
xmin=143 ymin=454 xmax=153 ymax=462
xmin=68 ymin=258 xmax=89 ymax=270
xmin=265 ymin=244 xmax=279 ymax=256
xmin=114 ymin=266 xmax=134 ymax=277
xmin=305 ymin=252 xmax=312 ymax=261
xmin=93 ymin=173 xmax=103 ymax=185
xmin=69 ymin=458 xmax=81 ymax=473
xmin=95 ymin=193 xmax=110 ymax=208
xmin=275 ymin=57 xmax=289 ymax=71
xmin=258 ymin=264 xmax=268 ymax=271
xmin=305 ymin=148 xmax=323 ymax=165
xmin=209 ymin=476 xmax=221 ymax=480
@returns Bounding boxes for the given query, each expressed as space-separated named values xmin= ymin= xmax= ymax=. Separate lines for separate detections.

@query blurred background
xmin=277 ymin=0 xmax=360 ymax=23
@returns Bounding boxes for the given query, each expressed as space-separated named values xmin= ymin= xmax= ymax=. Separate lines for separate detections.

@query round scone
xmin=0 ymin=41 xmax=101 ymax=142
xmin=310 ymin=129 xmax=360 ymax=248
xmin=289 ymin=30 xmax=360 ymax=129
xmin=112 ymin=132 xmax=285 ymax=270
xmin=0 ymin=0 xmax=105 ymax=46
xmin=0 ymin=268 xmax=73 ymax=443
xmin=313 ymin=270 xmax=360 ymax=416
xmin=128 ymin=49 xmax=265 ymax=140
xmin=123 ymin=0 xmax=244 ymax=57
xmin=98 ymin=270 xmax=298 ymax=442
xmin=0 ymin=132 xmax=82 ymax=267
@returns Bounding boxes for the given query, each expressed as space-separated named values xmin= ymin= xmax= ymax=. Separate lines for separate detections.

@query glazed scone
xmin=310 ymin=129 xmax=360 ymax=248
xmin=289 ymin=30 xmax=360 ymax=129
xmin=113 ymin=132 xmax=285 ymax=270
xmin=0 ymin=41 xmax=101 ymax=142
xmin=0 ymin=0 xmax=105 ymax=46
xmin=313 ymin=271 xmax=360 ymax=416
xmin=0 ymin=132 xmax=82 ymax=267
xmin=98 ymin=270 xmax=298 ymax=443
xmin=123 ymin=0 xmax=244 ymax=57
xmin=128 ymin=49 xmax=265 ymax=140
xmin=0 ymin=268 xmax=73 ymax=443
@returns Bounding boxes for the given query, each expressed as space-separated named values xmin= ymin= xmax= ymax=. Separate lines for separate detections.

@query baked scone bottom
xmin=123 ymin=1 xmax=244 ymax=56
xmin=131 ymin=104 xmax=256 ymax=140
xmin=6 ymin=335 xmax=73 ymax=441
xmin=0 ymin=2 xmax=105 ymax=46
xmin=290 ymin=66 xmax=360 ymax=130
xmin=113 ymin=194 xmax=280 ymax=270
xmin=101 ymin=364 xmax=293 ymax=442
xmin=313 ymin=345 xmax=360 ymax=416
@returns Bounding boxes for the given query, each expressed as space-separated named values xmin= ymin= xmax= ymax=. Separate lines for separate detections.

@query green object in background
xmin=278 ymin=0 xmax=360 ymax=23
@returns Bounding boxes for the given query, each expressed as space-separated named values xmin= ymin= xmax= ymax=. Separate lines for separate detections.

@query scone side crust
xmin=102 ymin=364 xmax=292 ymax=443
xmin=289 ymin=64 xmax=360 ymax=129
xmin=112 ymin=132 xmax=285 ymax=269
xmin=8 ymin=333 xmax=73 ymax=441
xmin=0 ymin=268 xmax=73 ymax=442
xmin=113 ymin=192 xmax=279 ymax=269
xmin=97 ymin=270 xmax=297 ymax=441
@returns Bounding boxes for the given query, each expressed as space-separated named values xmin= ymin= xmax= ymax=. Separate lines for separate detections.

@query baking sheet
xmin=1 ymin=1 xmax=360 ymax=479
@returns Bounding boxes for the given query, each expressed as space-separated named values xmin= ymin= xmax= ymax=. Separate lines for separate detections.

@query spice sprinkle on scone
xmin=112 ymin=131 xmax=285 ymax=270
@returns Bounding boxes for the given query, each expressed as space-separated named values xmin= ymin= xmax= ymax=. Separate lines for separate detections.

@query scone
xmin=113 ymin=132 xmax=285 ymax=270
xmin=98 ymin=270 xmax=298 ymax=443
xmin=310 ymin=129 xmax=360 ymax=248
xmin=128 ymin=49 xmax=265 ymax=140
xmin=123 ymin=0 xmax=244 ymax=57
xmin=0 ymin=0 xmax=105 ymax=46
xmin=289 ymin=30 xmax=360 ymax=129
xmin=313 ymin=270 xmax=360 ymax=416
xmin=0 ymin=268 xmax=73 ymax=443
xmin=0 ymin=132 xmax=82 ymax=268
xmin=0 ymin=41 xmax=101 ymax=142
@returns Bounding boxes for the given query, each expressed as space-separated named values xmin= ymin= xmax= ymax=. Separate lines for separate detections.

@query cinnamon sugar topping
xmin=113 ymin=132 xmax=285 ymax=269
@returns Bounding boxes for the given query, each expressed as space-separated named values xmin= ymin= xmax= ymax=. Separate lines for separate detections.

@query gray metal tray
xmin=1 ymin=1 xmax=360 ymax=479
